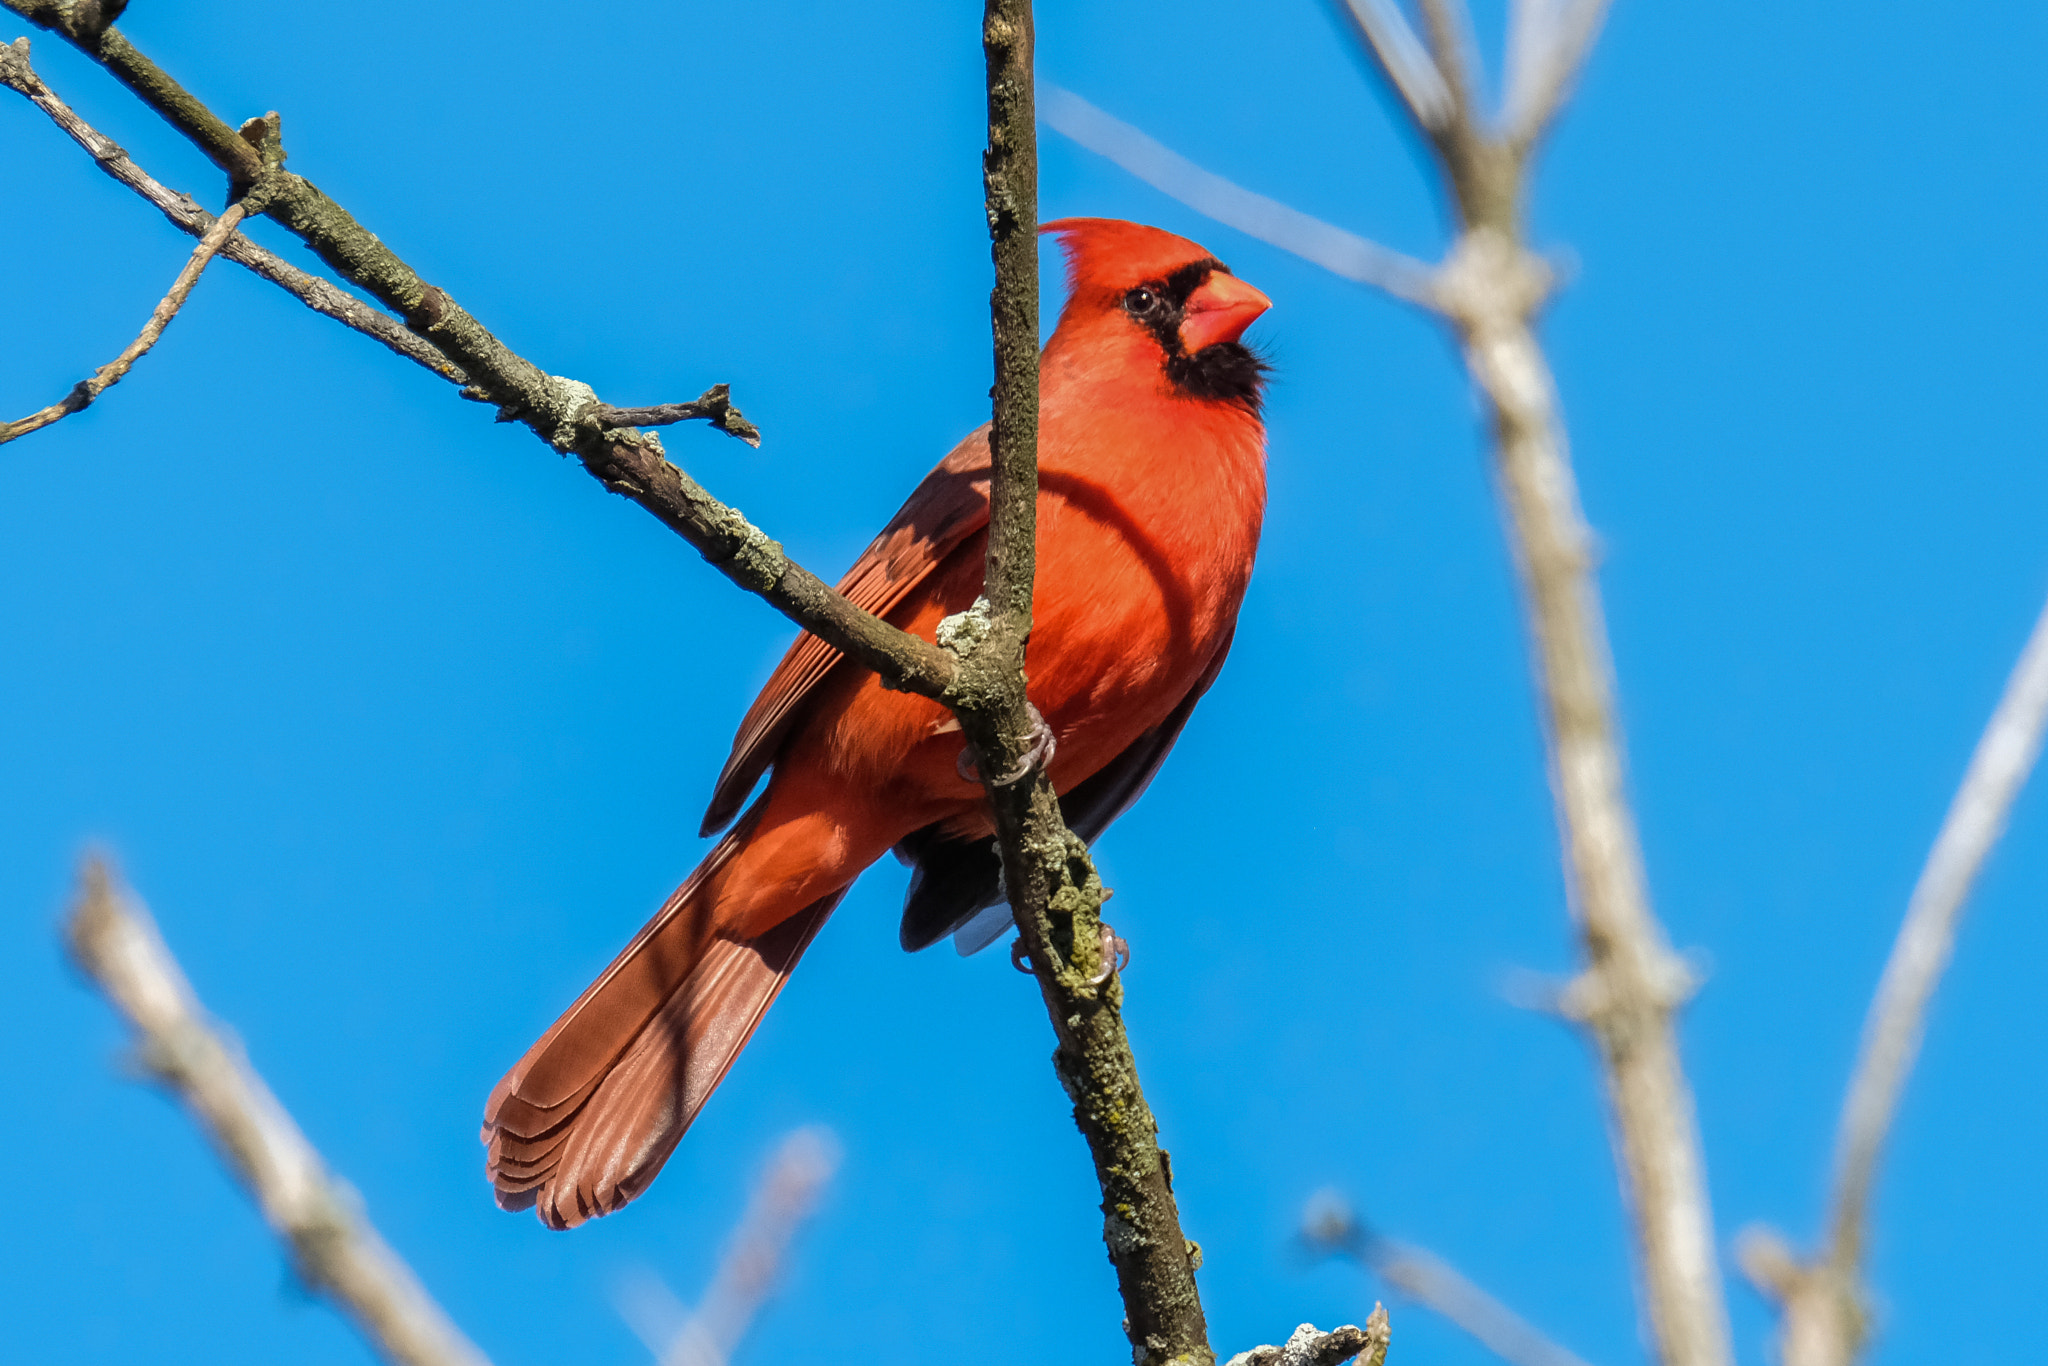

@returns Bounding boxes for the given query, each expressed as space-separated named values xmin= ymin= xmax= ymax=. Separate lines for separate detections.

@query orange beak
xmin=1178 ymin=272 xmax=1272 ymax=353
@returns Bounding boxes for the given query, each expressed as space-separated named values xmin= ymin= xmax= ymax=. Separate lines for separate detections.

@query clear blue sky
xmin=4 ymin=3 xmax=2047 ymax=1363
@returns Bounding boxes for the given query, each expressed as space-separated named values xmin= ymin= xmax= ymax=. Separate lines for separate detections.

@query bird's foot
xmin=1086 ymin=923 xmax=1130 ymax=988
xmin=956 ymin=703 xmax=1058 ymax=787
xmin=1013 ymin=923 xmax=1128 ymax=987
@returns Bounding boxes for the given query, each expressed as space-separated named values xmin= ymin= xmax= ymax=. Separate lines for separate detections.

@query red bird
xmin=484 ymin=219 xmax=1273 ymax=1228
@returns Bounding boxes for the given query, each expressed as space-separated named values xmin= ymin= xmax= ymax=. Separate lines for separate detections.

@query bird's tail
xmin=483 ymin=830 xmax=841 ymax=1229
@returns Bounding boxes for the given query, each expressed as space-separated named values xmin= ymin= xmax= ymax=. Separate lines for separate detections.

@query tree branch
xmin=0 ymin=36 xmax=463 ymax=385
xmin=1355 ymin=12 xmax=1734 ymax=1362
xmin=615 ymin=1127 xmax=839 ymax=1366
xmin=1038 ymin=85 xmax=1440 ymax=308
xmin=1330 ymin=0 xmax=1454 ymax=135
xmin=596 ymin=384 xmax=762 ymax=448
xmin=1304 ymin=1193 xmax=1598 ymax=1366
xmin=3 ymin=0 xmax=955 ymax=701
xmin=959 ymin=4 xmax=1214 ymax=1362
xmin=1225 ymin=1307 xmax=1391 ymax=1366
xmin=1054 ymin=46 xmax=1734 ymax=1359
xmin=1503 ymin=0 xmax=1614 ymax=151
xmin=1413 ymin=0 xmax=1484 ymax=131
xmin=64 ymin=859 xmax=492 ymax=1366
xmin=1 ymin=193 xmax=244 ymax=444
xmin=9 ymin=3 xmax=1220 ymax=1357
xmin=1434 ymin=228 xmax=1731 ymax=1366
xmin=1739 ymin=585 xmax=2048 ymax=1366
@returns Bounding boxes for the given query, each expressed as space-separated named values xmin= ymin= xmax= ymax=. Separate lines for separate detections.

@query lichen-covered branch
xmin=1738 ymin=585 xmax=2048 ymax=1366
xmin=8 ymin=3 xmax=1216 ymax=1357
xmin=0 ymin=191 xmax=244 ymax=445
xmin=1224 ymin=1308 xmax=1390 ymax=1366
xmin=2 ymin=0 xmax=956 ymax=702
xmin=951 ymin=3 xmax=1213 ymax=1362
xmin=596 ymin=384 xmax=762 ymax=447
xmin=64 ymin=860 xmax=492 ymax=1366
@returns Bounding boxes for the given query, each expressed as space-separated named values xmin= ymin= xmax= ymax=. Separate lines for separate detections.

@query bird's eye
xmin=1123 ymin=287 xmax=1160 ymax=316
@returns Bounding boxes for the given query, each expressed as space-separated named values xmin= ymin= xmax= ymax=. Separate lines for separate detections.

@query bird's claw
xmin=1086 ymin=923 xmax=1130 ymax=989
xmin=957 ymin=703 xmax=1058 ymax=787
xmin=1013 ymin=923 xmax=1128 ymax=987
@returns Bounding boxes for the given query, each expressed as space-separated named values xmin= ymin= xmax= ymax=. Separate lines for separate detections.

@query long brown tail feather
xmin=483 ymin=838 xmax=841 ymax=1228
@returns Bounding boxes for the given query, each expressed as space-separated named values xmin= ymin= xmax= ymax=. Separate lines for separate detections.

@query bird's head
xmin=1042 ymin=217 xmax=1272 ymax=410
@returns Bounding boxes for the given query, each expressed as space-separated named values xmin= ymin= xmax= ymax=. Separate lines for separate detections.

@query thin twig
xmin=64 ymin=859 xmax=492 ymax=1366
xmin=1413 ymin=0 xmax=1483 ymax=128
xmin=1 ymin=198 xmax=244 ymax=444
xmin=596 ymin=383 xmax=762 ymax=448
xmin=615 ymin=1128 xmax=839 ymax=1366
xmin=1330 ymin=0 xmax=1454 ymax=133
xmin=1304 ymin=1192 xmax=1598 ymax=1366
xmin=1741 ymin=584 xmax=2048 ymax=1366
xmin=1225 ymin=1307 xmax=1391 ymax=1366
xmin=0 ymin=36 xmax=462 ymax=384
xmin=5 ymin=0 xmax=955 ymax=700
xmin=1502 ymin=0 xmax=1614 ymax=149
xmin=1829 ymin=590 xmax=2048 ymax=1260
xmin=1038 ymin=85 xmax=1440 ymax=308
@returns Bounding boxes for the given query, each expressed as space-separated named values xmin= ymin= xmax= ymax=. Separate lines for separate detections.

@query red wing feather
xmin=700 ymin=427 xmax=994 ymax=835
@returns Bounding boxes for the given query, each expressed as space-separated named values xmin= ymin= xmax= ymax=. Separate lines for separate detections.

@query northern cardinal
xmin=485 ymin=218 xmax=1272 ymax=1228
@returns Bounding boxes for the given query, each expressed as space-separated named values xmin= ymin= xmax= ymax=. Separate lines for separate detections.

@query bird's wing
xmin=896 ymin=624 xmax=1239 ymax=954
xmin=700 ymin=427 xmax=993 ymax=836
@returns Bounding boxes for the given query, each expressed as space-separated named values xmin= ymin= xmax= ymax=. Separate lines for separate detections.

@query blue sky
xmin=4 ymin=2 xmax=2047 ymax=1363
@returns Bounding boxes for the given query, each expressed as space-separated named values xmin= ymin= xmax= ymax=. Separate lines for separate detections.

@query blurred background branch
xmin=64 ymin=858 xmax=493 ymax=1366
xmin=615 ymin=1128 xmax=839 ymax=1366
xmin=1038 ymin=83 xmax=1439 ymax=305
xmin=1303 ymin=1191 xmax=1597 ymax=1366
xmin=1051 ymin=3 xmax=1734 ymax=1361
xmin=1739 ymin=585 xmax=2048 ymax=1366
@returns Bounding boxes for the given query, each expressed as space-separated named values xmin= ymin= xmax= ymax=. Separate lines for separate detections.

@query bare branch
xmin=616 ymin=1128 xmax=839 ymax=1366
xmin=1038 ymin=85 xmax=1441 ymax=308
xmin=1733 ymin=1226 xmax=1862 ymax=1366
xmin=64 ymin=859 xmax=492 ymax=1366
xmin=1374 ymin=1244 xmax=1595 ymax=1366
xmin=1743 ymin=585 xmax=2048 ymax=1366
xmin=972 ymin=5 xmax=1214 ymax=1362
xmin=1066 ymin=35 xmax=1723 ymax=1351
xmin=1304 ymin=1193 xmax=1598 ymax=1366
xmin=1226 ymin=1307 xmax=1391 ymax=1366
xmin=1340 ymin=6 xmax=1738 ymax=1362
xmin=596 ymin=384 xmax=762 ymax=448
xmin=4 ymin=1 xmax=956 ymax=701
xmin=1 ymin=196 xmax=243 ymax=444
xmin=1413 ymin=0 xmax=1485 ymax=131
xmin=1502 ymin=0 xmax=1614 ymax=149
xmin=1330 ymin=0 xmax=1454 ymax=134
xmin=1830 ymin=587 xmax=2048 ymax=1261
xmin=0 ymin=36 xmax=461 ymax=384
xmin=1437 ymin=223 xmax=1732 ymax=1366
